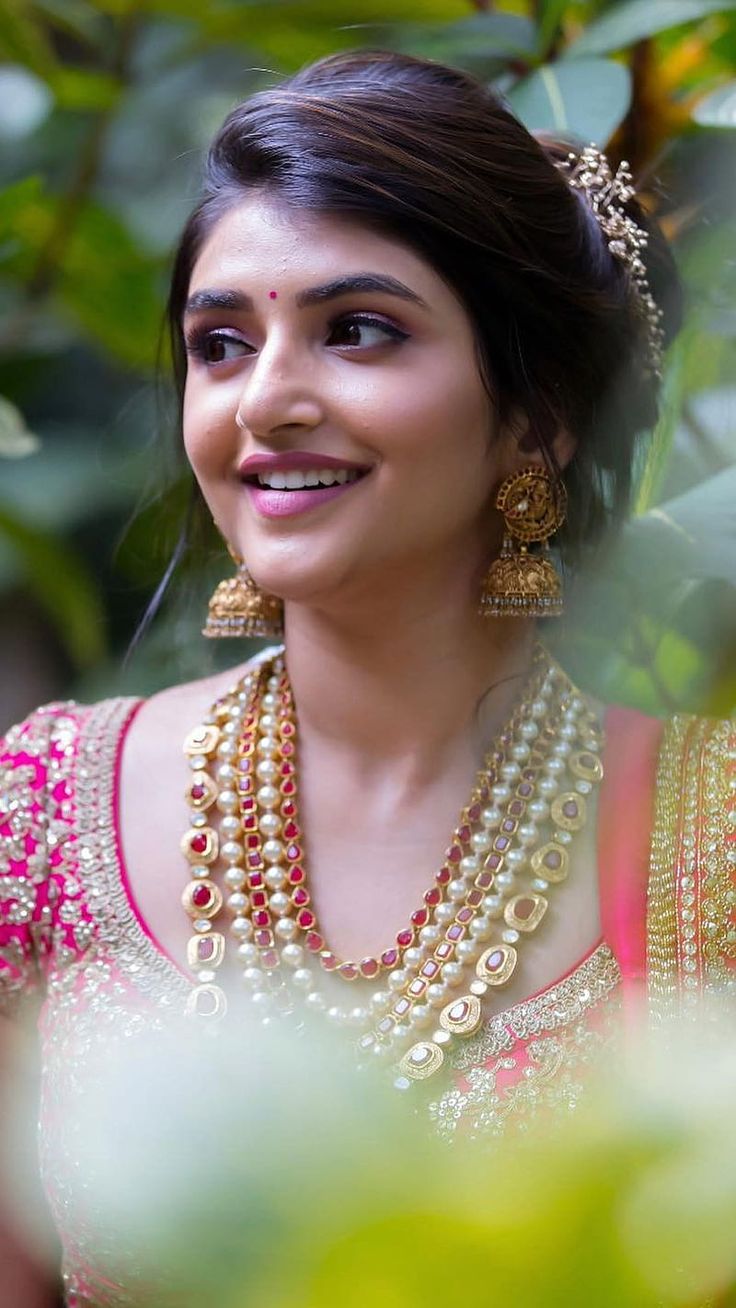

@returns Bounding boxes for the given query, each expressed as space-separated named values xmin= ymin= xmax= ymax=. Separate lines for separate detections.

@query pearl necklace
xmin=180 ymin=647 xmax=603 ymax=1087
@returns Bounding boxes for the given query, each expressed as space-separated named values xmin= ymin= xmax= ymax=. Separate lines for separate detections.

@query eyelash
xmin=184 ymin=312 xmax=409 ymax=365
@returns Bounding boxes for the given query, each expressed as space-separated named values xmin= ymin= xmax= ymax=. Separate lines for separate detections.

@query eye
xmin=326 ymin=313 xmax=409 ymax=349
xmin=185 ymin=328 xmax=253 ymax=365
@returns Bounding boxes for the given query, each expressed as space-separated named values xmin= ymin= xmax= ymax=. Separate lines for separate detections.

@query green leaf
xmin=50 ymin=66 xmax=122 ymax=112
xmin=508 ymin=58 xmax=632 ymax=144
xmin=0 ymin=396 xmax=39 ymax=458
xmin=0 ymin=502 xmax=106 ymax=667
xmin=568 ymin=0 xmax=736 ymax=58
xmin=393 ymin=13 xmax=538 ymax=64
xmin=693 ymin=78 xmax=736 ymax=126
xmin=33 ymin=0 xmax=111 ymax=51
xmin=0 ymin=174 xmax=43 ymax=230
xmin=0 ymin=0 xmax=57 ymax=78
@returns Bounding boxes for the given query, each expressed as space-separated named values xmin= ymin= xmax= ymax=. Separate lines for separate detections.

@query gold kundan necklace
xmin=180 ymin=645 xmax=603 ymax=1088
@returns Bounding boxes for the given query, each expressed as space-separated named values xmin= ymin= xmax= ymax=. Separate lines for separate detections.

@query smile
xmin=251 ymin=467 xmax=363 ymax=490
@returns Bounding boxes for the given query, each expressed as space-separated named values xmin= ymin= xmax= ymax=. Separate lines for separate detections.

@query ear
xmin=499 ymin=406 xmax=577 ymax=477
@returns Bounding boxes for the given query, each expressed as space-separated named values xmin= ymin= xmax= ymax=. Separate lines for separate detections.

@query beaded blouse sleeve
xmin=0 ymin=703 xmax=74 ymax=1015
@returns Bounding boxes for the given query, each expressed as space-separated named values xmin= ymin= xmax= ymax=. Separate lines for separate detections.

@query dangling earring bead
xmin=480 ymin=466 xmax=566 ymax=618
xmin=203 ymin=550 xmax=283 ymax=639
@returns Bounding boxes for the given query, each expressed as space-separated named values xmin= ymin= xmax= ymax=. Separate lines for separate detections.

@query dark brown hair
xmin=165 ymin=48 xmax=682 ymax=573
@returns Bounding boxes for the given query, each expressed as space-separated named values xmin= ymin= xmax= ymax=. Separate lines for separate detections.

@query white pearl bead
xmin=403 ymin=946 xmax=423 ymax=969
xmin=538 ymin=777 xmax=559 ymax=798
xmin=349 ymin=1007 xmax=368 ymax=1026
xmin=237 ymin=942 xmax=258 ymax=964
xmin=419 ymin=925 xmax=441 ymax=946
xmin=576 ymin=780 xmax=592 ymax=795
xmin=221 ymin=840 xmax=243 ymax=865
xmin=532 ymin=878 xmax=549 ymax=892
xmin=469 ymin=915 xmax=492 ymax=940
xmin=189 ymin=754 xmax=207 ymax=770
xmin=326 ymin=1005 xmax=344 ymax=1023
xmin=459 ymin=855 xmax=479 ymax=876
xmin=227 ymin=891 xmax=248 ymax=914
xmin=256 ymin=737 xmax=279 ymax=758
xmin=470 ymin=831 xmax=491 ymax=854
xmin=242 ymin=966 xmax=264 ymax=989
xmin=257 ymin=785 xmax=280 ymax=810
xmin=388 ymin=969 xmax=408 ymax=992
xmin=262 ymin=839 xmax=285 ymax=864
xmin=530 ymin=698 xmax=548 ymax=717
xmin=495 ymin=871 xmax=516 ymax=891
xmin=527 ymin=799 xmax=549 ymax=820
xmin=502 ymin=928 xmax=520 ymax=944
xmin=410 ymin=1004 xmax=433 ymax=1028
xmin=261 ymin=692 xmax=278 ymax=709
xmin=520 ymin=720 xmax=538 ymax=740
xmin=265 ymin=866 xmax=286 ymax=890
xmin=250 ymin=991 xmax=270 ymax=1010
xmin=255 ymin=759 xmax=278 ymax=781
xmin=435 ymin=902 xmax=456 ymax=923
xmin=305 ymin=992 xmax=326 ymax=1010
xmin=259 ymin=813 xmax=282 ymax=836
xmin=292 ymin=968 xmax=312 ymax=990
xmin=217 ymin=740 xmax=237 ymax=760
xmin=448 ymin=879 xmax=467 ymax=902
xmin=220 ymin=815 xmax=242 ymax=838
xmin=231 ymin=915 xmax=253 ymax=937
xmin=511 ymin=741 xmax=530 ymax=762
xmin=456 ymin=939 xmax=479 ymax=962
xmin=505 ymin=848 xmax=527 ymax=868
xmin=216 ymin=790 xmax=239 ymax=814
xmin=216 ymin=764 xmax=237 ymax=785
xmin=559 ymin=722 xmax=578 ymax=740
xmin=501 ymin=761 xmax=520 ymax=782
xmin=517 ymin=823 xmax=538 ymax=846
xmin=483 ymin=894 xmax=503 ymax=918
xmin=442 ymin=961 xmax=464 ymax=986
xmin=259 ymin=713 xmax=278 ymax=732
xmin=370 ymin=991 xmax=390 ymax=1013
xmin=491 ymin=783 xmax=511 ymax=804
xmin=282 ymin=943 xmax=304 ymax=968
xmin=426 ymin=983 xmax=447 ymax=1007
xmin=268 ymin=891 xmax=290 ymax=916
xmin=275 ymin=916 xmax=298 ymax=941
xmin=545 ymin=756 xmax=566 ymax=776
xmin=224 ymin=867 xmax=245 ymax=889
xmin=222 ymin=719 xmax=239 ymax=736
xmin=481 ymin=807 xmax=502 ymax=829
xmin=553 ymin=740 xmax=572 ymax=759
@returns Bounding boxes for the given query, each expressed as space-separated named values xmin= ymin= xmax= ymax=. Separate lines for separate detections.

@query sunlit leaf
xmin=0 ymin=0 xmax=57 ymax=78
xmin=0 ymin=502 xmax=106 ymax=666
xmin=0 ymin=396 xmax=39 ymax=458
xmin=34 ymin=0 xmax=111 ymax=51
xmin=508 ymin=58 xmax=632 ymax=143
xmin=51 ymin=66 xmax=122 ymax=112
xmin=569 ymin=0 xmax=736 ymax=58
xmin=392 ymin=13 xmax=538 ymax=64
xmin=693 ymin=77 xmax=736 ymax=123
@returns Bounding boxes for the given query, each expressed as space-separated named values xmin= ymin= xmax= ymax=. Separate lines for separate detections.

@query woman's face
xmin=183 ymin=195 xmax=517 ymax=608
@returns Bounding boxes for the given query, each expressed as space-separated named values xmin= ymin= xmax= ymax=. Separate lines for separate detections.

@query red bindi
xmin=269 ymin=291 xmax=278 ymax=300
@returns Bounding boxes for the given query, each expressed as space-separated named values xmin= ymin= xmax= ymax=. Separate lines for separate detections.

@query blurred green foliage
xmin=1 ymin=0 xmax=735 ymax=720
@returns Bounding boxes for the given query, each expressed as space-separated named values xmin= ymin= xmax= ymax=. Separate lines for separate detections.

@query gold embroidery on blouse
xmin=647 ymin=716 xmax=736 ymax=1018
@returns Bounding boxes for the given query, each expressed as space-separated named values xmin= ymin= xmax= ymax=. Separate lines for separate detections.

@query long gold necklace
xmin=180 ymin=646 xmax=603 ymax=1086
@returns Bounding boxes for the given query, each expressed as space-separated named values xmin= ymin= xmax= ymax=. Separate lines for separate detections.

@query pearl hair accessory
xmin=180 ymin=645 xmax=603 ymax=1090
xmin=558 ymin=144 xmax=666 ymax=380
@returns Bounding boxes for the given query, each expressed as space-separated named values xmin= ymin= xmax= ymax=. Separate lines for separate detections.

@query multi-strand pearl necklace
xmin=180 ymin=647 xmax=603 ymax=1087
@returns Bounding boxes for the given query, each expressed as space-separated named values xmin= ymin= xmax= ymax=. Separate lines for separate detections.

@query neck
xmin=279 ymin=579 xmax=537 ymax=776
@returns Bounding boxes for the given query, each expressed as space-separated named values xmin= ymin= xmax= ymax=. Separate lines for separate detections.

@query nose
xmin=235 ymin=336 xmax=324 ymax=440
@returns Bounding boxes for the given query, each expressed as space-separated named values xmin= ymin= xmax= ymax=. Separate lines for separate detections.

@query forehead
xmin=189 ymin=195 xmax=447 ymax=301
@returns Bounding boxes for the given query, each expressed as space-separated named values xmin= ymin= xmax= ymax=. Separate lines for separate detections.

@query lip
xmin=245 ymin=478 xmax=366 ymax=519
xmin=239 ymin=450 xmax=371 ymax=478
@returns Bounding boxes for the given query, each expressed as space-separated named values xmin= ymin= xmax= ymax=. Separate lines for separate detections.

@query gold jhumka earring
xmin=480 ymin=465 xmax=566 ymax=618
xmin=203 ymin=549 xmax=283 ymax=639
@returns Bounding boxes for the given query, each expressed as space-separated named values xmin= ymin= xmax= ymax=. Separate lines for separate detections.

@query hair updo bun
xmin=168 ymin=48 xmax=684 ymax=564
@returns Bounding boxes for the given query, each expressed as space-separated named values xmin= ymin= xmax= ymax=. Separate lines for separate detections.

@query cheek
xmin=182 ymin=378 xmax=234 ymax=476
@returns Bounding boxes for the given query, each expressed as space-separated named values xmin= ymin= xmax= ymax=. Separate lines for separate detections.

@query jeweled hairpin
xmin=558 ymin=144 xmax=666 ymax=380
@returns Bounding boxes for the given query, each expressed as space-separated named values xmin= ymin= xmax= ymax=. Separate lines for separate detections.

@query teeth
xmin=256 ymin=467 xmax=361 ymax=490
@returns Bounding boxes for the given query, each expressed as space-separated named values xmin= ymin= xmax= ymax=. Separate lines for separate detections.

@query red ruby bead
xmin=359 ymin=958 xmax=379 ymax=979
xmin=436 ymin=867 xmax=451 ymax=885
xmin=289 ymin=866 xmax=305 ymax=884
xmin=251 ymin=890 xmax=267 ymax=908
xmin=255 ymin=929 xmax=273 ymax=947
xmin=381 ymin=948 xmax=399 ymax=968
xmin=253 ymin=910 xmax=270 ymax=927
xmin=191 ymin=784 xmax=205 ymax=801
xmin=411 ymin=908 xmax=428 ymax=928
xmin=305 ymin=931 xmax=324 ymax=952
xmin=283 ymin=821 xmax=300 ymax=840
xmin=396 ymin=928 xmax=413 ymax=948
xmin=297 ymin=909 xmax=315 ymax=929
xmin=292 ymin=887 xmax=310 ymax=907
xmin=457 ymin=824 xmax=471 ymax=844
xmin=468 ymin=803 xmax=481 ymax=822
xmin=281 ymin=779 xmax=296 ymax=796
xmin=456 ymin=907 xmax=473 ymax=924
xmin=447 ymin=845 xmax=462 ymax=864
xmin=477 ymin=872 xmax=494 ymax=889
xmin=190 ymin=834 xmax=208 ymax=855
xmin=246 ymin=834 xmax=260 ymax=850
xmin=281 ymin=801 xmax=296 ymax=818
xmin=280 ymin=741 xmax=294 ymax=756
xmin=243 ymin=815 xmax=257 ymax=831
xmin=280 ymin=762 xmax=294 ymax=777
xmin=262 ymin=949 xmax=279 ymax=969
xmin=339 ymin=963 xmax=358 ymax=980
xmin=286 ymin=844 xmax=301 ymax=861
xmin=320 ymin=952 xmax=338 ymax=971
xmin=446 ymin=924 xmax=465 ymax=942
xmin=248 ymin=872 xmax=263 ymax=888
xmin=424 ymin=887 xmax=441 ymax=907
xmin=192 ymin=884 xmax=212 ymax=908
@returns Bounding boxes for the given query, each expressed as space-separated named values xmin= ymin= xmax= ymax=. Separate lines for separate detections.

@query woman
xmin=0 ymin=49 xmax=733 ymax=1306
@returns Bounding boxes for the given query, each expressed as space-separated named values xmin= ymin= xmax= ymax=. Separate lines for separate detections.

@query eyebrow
xmin=183 ymin=274 xmax=428 ymax=317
